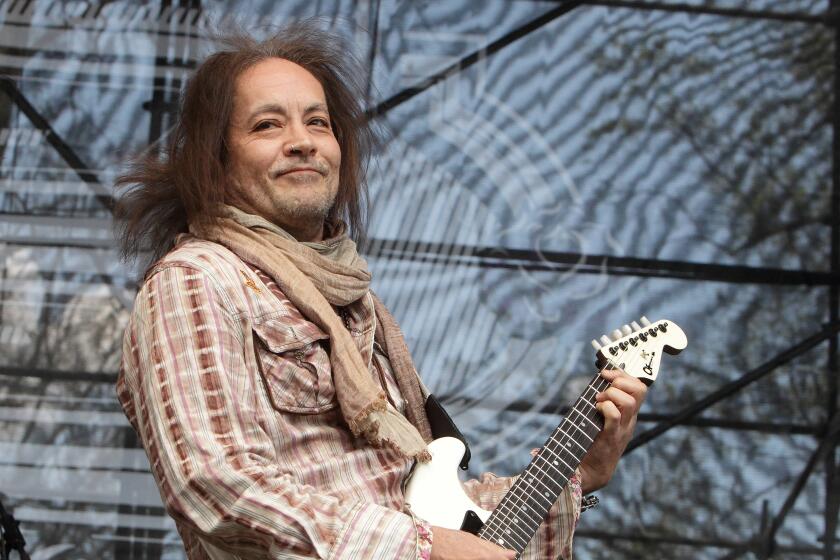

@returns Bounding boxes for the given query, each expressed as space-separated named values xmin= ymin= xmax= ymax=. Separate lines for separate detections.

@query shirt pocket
xmin=251 ymin=315 xmax=335 ymax=414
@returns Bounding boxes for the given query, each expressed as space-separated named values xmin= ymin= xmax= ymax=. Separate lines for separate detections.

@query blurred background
xmin=0 ymin=0 xmax=836 ymax=558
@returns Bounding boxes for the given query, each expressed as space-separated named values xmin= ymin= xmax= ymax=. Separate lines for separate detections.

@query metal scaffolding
xmin=0 ymin=0 xmax=836 ymax=557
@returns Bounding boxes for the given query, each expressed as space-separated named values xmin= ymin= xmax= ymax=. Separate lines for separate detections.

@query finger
xmin=598 ymin=367 xmax=625 ymax=382
xmin=597 ymin=386 xmax=637 ymax=410
xmin=487 ymin=541 xmax=517 ymax=560
xmin=604 ymin=378 xmax=647 ymax=409
xmin=596 ymin=399 xmax=621 ymax=433
xmin=599 ymin=370 xmax=647 ymax=409
xmin=597 ymin=387 xmax=637 ymax=428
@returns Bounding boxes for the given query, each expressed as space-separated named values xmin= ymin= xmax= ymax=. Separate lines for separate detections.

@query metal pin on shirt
xmin=240 ymin=270 xmax=261 ymax=294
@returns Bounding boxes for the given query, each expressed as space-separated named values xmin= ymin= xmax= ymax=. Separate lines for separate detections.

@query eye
xmin=253 ymin=120 xmax=278 ymax=131
xmin=309 ymin=117 xmax=331 ymax=128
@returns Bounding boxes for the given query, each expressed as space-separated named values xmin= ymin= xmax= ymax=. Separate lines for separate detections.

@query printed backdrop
xmin=0 ymin=1 xmax=834 ymax=558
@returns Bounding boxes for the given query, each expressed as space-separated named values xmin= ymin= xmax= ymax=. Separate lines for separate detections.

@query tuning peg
xmin=640 ymin=316 xmax=651 ymax=327
xmin=631 ymin=321 xmax=642 ymax=331
xmin=621 ymin=324 xmax=632 ymax=335
xmin=591 ymin=339 xmax=601 ymax=350
xmin=611 ymin=329 xmax=623 ymax=341
xmin=600 ymin=335 xmax=611 ymax=346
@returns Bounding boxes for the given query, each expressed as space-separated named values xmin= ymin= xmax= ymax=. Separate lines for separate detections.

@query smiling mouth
xmin=281 ymin=168 xmax=321 ymax=176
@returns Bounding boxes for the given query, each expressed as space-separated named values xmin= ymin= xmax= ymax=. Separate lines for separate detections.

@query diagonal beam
xmin=719 ymin=414 xmax=840 ymax=560
xmin=577 ymin=0 xmax=833 ymax=25
xmin=365 ymin=0 xmax=585 ymax=119
xmin=625 ymin=321 xmax=840 ymax=454
xmin=764 ymin=413 xmax=840 ymax=554
xmin=0 ymin=77 xmax=111 ymax=212
xmin=826 ymin=452 xmax=840 ymax=560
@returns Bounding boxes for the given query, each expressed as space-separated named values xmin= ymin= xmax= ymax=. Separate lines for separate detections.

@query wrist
xmin=578 ymin=466 xmax=608 ymax=495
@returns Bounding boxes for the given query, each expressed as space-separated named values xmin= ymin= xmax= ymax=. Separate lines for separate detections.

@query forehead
xmin=233 ymin=58 xmax=327 ymax=112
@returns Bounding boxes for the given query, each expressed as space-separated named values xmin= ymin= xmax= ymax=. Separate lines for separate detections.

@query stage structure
xmin=0 ymin=0 xmax=836 ymax=558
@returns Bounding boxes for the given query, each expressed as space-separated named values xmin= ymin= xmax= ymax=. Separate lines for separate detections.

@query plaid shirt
xmin=117 ymin=236 xmax=581 ymax=559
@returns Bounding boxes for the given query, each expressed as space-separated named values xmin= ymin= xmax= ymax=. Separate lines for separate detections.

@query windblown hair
xmin=115 ymin=21 xmax=373 ymax=265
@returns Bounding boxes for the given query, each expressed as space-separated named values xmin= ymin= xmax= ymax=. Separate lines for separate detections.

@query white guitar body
xmin=405 ymin=437 xmax=489 ymax=529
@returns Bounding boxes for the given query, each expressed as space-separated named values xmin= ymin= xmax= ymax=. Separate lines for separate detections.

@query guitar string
xmin=479 ymin=326 xmax=662 ymax=548
xmin=479 ymin=370 xmax=624 ymax=548
xmin=504 ymin=323 xmax=666 ymax=545
xmin=479 ymin=379 xmax=609 ymax=547
xmin=482 ymin=412 xmax=590 ymax=548
xmin=481 ymin=340 xmax=650 ymax=549
xmin=479 ymin=375 xmax=613 ymax=548
xmin=481 ymin=324 xmax=664 ymax=548
xmin=476 ymin=381 xmax=608 ymax=547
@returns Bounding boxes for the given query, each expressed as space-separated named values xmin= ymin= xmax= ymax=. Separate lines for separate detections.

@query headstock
xmin=590 ymin=316 xmax=687 ymax=384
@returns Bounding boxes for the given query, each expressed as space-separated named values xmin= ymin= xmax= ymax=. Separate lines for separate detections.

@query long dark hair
xmin=115 ymin=21 xmax=373 ymax=265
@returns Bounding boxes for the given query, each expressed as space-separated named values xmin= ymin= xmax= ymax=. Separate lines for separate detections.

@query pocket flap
xmin=252 ymin=314 xmax=329 ymax=353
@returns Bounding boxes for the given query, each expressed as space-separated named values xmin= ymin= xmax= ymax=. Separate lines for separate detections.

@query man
xmin=116 ymin=22 xmax=647 ymax=560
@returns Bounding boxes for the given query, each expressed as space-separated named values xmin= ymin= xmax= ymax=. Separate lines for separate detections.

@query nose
xmin=283 ymin=125 xmax=316 ymax=158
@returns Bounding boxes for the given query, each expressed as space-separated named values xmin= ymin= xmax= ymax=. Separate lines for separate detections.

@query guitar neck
xmin=477 ymin=371 xmax=609 ymax=554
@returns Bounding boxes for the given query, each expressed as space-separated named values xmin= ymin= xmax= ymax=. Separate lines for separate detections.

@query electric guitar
xmin=405 ymin=317 xmax=687 ymax=556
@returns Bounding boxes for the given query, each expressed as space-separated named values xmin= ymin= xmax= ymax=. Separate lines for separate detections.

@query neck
xmin=280 ymin=219 xmax=325 ymax=243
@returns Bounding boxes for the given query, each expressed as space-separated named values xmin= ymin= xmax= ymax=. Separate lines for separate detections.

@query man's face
xmin=226 ymin=58 xmax=341 ymax=241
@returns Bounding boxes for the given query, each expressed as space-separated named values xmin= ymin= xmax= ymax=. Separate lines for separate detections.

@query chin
xmin=279 ymin=199 xmax=334 ymax=221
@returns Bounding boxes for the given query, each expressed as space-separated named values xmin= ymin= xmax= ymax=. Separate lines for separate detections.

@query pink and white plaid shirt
xmin=117 ymin=236 xmax=581 ymax=559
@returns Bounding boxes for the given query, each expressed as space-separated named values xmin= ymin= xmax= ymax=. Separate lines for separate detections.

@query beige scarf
xmin=191 ymin=206 xmax=432 ymax=462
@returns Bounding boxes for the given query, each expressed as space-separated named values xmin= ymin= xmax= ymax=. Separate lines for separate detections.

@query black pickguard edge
xmin=460 ymin=510 xmax=484 ymax=535
xmin=425 ymin=394 xmax=471 ymax=470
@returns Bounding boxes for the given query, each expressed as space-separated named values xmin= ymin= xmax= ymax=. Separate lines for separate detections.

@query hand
xmin=578 ymin=368 xmax=647 ymax=494
xmin=430 ymin=526 xmax=516 ymax=560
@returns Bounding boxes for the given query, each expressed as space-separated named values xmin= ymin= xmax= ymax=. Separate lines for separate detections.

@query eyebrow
xmin=248 ymin=102 xmax=329 ymax=122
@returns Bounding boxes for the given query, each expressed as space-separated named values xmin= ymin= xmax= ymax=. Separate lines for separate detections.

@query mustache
xmin=271 ymin=161 xmax=329 ymax=177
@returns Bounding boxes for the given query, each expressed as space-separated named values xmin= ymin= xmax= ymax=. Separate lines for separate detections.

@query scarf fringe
xmin=352 ymin=399 xmax=432 ymax=463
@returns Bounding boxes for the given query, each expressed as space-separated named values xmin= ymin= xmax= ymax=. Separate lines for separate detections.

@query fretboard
xmin=477 ymin=372 xmax=609 ymax=554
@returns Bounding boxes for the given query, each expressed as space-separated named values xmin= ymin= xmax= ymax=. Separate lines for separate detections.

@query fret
xmin=563 ymin=417 xmax=594 ymax=443
xmin=485 ymin=505 xmax=534 ymax=542
xmin=519 ymin=468 xmax=566 ymax=499
xmin=510 ymin=474 xmax=559 ymax=511
xmin=553 ymin=423 xmax=590 ymax=453
xmin=481 ymin=508 xmax=540 ymax=545
xmin=491 ymin=483 xmax=552 ymax=525
xmin=532 ymin=452 xmax=574 ymax=481
xmin=576 ymin=400 xmax=597 ymax=414
xmin=552 ymin=439 xmax=585 ymax=463
xmin=481 ymin=511 xmax=540 ymax=547
xmin=482 ymin=530 xmax=527 ymax=552
xmin=484 ymin=504 xmax=535 ymax=537
xmin=546 ymin=425 xmax=587 ymax=456
xmin=483 ymin=477 xmax=557 ymax=540
xmin=533 ymin=447 xmax=580 ymax=476
xmin=480 ymin=372 xmax=608 ymax=554
xmin=494 ymin=486 xmax=548 ymax=526
xmin=534 ymin=455 xmax=579 ymax=478
xmin=567 ymin=407 xmax=603 ymax=438
xmin=482 ymin=521 xmax=530 ymax=550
